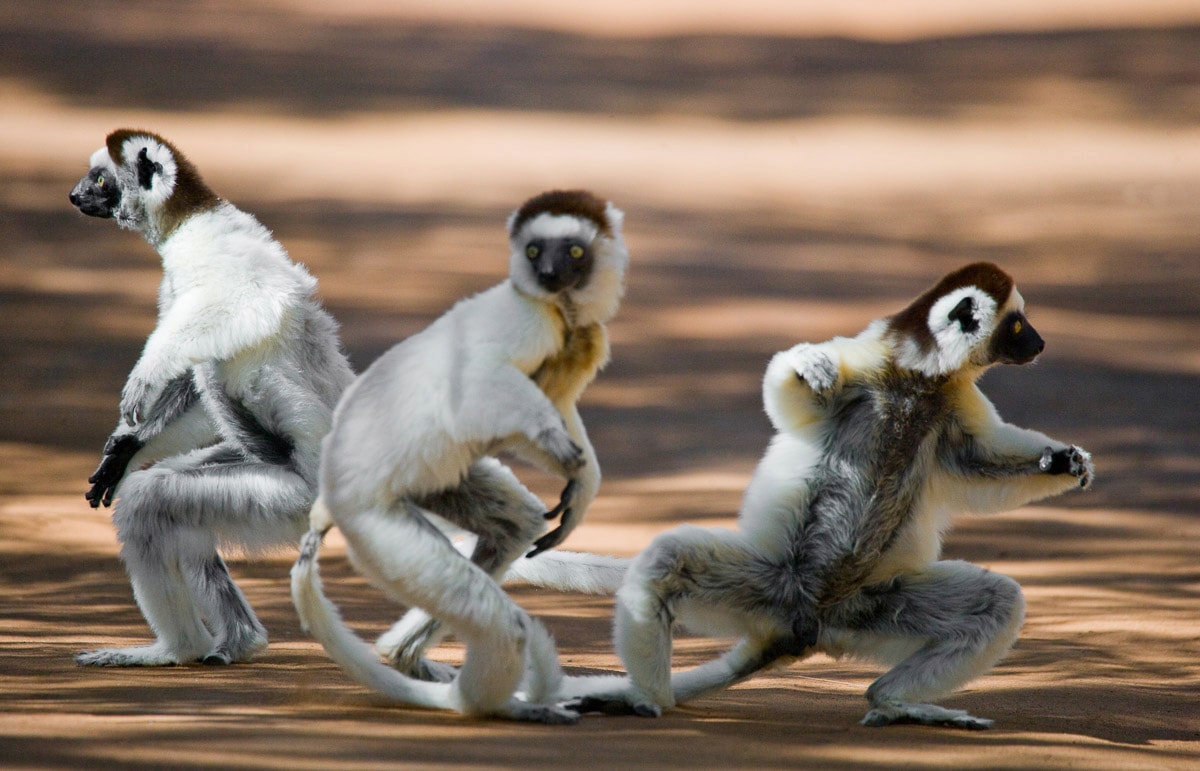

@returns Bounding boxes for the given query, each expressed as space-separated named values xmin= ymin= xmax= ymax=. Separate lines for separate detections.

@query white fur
xmin=89 ymin=146 xmax=115 ymax=171
xmin=513 ymin=212 xmax=600 ymax=243
xmin=550 ymin=266 xmax=1091 ymax=729
xmin=74 ymin=131 xmax=353 ymax=668
xmin=291 ymin=193 xmax=627 ymax=723
xmin=119 ymin=135 xmax=178 ymax=212
xmin=504 ymin=549 xmax=630 ymax=594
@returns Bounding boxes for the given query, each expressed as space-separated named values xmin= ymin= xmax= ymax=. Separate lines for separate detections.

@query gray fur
xmin=290 ymin=191 xmax=628 ymax=723
xmin=559 ymin=264 xmax=1092 ymax=729
xmin=73 ymin=131 xmax=354 ymax=667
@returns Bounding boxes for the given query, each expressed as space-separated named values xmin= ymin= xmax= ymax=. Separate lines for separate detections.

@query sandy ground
xmin=1 ymin=1 xmax=1199 ymax=768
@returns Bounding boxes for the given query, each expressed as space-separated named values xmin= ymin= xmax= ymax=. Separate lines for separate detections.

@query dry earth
xmin=1 ymin=2 xmax=1198 ymax=768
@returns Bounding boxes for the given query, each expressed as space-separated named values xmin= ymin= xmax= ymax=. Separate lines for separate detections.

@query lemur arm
xmin=87 ymin=371 xmax=211 ymax=507
xmin=761 ymin=342 xmax=842 ymax=433
xmin=527 ymin=403 xmax=598 ymax=556
xmin=453 ymin=357 xmax=587 ymax=553
xmin=936 ymin=382 xmax=1093 ymax=514
xmin=119 ymin=286 xmax=290 ymax=425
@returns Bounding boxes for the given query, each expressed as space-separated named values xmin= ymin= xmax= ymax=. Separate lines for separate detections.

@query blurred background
xmin=1 ymin=1 xmax=1199 ymax=766
xmin=2 ymin=0 xmax=1198 ymax=516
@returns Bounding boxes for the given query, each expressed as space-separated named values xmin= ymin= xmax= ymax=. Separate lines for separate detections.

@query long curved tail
xmin=290 ymin=515 xmax=453 ymax=710
xmin=503 ymin=549 xmax=630 ymax=594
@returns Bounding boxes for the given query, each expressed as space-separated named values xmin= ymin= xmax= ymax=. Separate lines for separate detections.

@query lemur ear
xmin=136 ymin=147 xmax=163 ymax=190
xmin=947 ymin=295 xmax=978 ymax=334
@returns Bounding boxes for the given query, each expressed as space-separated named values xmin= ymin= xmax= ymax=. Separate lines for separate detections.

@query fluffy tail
xmin=503 ymin=550 xmax=630 ymax=594
xmin=290 ymin=516 xmax=452 ymax=710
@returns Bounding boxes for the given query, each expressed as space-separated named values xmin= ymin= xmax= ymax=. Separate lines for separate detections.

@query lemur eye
xmin=1012 ymin=320 xmax=1023 ymax=335
xmin=568 ymin=245 xmax=584 ymax=259
xmin=96 ymin=175 xmax=104 ymax=187
xmin=526 ymin=245 xmax=539 ymax=259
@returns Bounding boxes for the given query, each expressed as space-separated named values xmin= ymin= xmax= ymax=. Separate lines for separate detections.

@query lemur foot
xmin=199 ymin=631 xmax=267 ymax=665
xmin=76 ymin=643 xmax=193 ymax=667
xmin=563 ymin=694 xmax=662 ymax=717
xmin=861 ymin=701 xmax=993 ymax=730
xmin=503 ymin=700 xmax=581 ymax=725
xmin=393 ymin=657 xmax=458 ymax=683
xmin=377 ymin=614 xmax=448 ymax=677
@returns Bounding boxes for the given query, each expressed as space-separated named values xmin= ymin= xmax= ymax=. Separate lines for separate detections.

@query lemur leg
xmin=560 ymin=633 xmax=801 ymax=718
xmin=827 ymin=560 xmax=1025 ymax=729
xmin=376 ymin=458 xmax=546 ymax=681
xmin=337 ymin=498 xmax=571 ymax=722
xmin=76 ymin=444 xmax=312 ymax=667
xmin=568 ymin=526 xmax=779 ymax=714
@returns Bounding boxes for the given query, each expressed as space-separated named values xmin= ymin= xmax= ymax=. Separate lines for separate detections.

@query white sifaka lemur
xmin=69 ymin=128 xmax=354 ymax=667
xmin=547 ymin=262 xmax=1093 ymax=729
xmin=290 ymin=190 xmax=628 ymax=724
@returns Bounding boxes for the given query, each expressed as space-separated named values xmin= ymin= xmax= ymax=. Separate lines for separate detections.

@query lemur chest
xmin=531 ymin=323 xmax=608 ymax=405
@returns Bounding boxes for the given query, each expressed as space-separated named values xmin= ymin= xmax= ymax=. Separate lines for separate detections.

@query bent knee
xmin=111 ymin=468 xmax=173 ymax=540
xmin=982 ymin=571 xmax=1025 ymax=625
xmin=989 ymin=572 xmax=1025 ymax=640
xmin=632 ymin=525 xmax=719 ymax=582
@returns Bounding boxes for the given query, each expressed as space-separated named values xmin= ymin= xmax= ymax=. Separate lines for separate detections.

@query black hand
xmin=760 ymin=615 xmax=821 ymax=660
xmin=526 ymin=520 xmax=570 ymax=558
xmin=545 ymin=479 xmax=577 ymax=521
xmin=84 ymin=435 xmax=144 ymax=508
xmin=526 ymin=479 xmax=579 ymax=557
xmin=1042 ymin=447 xmax=1074 ymax=475
xmin=790 ymin=613 xmax=821 ymax=653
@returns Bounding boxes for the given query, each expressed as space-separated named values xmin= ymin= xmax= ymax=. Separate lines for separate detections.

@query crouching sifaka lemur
xmin=551 ymin=262 xmax=1093 ymax=729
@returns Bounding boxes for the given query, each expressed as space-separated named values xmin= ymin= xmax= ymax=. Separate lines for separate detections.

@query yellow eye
xmin=569 ymin=245 xmax=584 ymax=259
xmin=1013 ymin=320 xmax=1023 ymax=335
xmin=526 ymin=245 xmax=539 ymax=259
xmin=96 ymin=175 xmax=104 ymax=187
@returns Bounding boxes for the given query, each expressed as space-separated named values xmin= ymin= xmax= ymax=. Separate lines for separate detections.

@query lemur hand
xmin=787 ymin=344 xmax=839 ymax=393
xmin=527 ymin=479 xmax=578 ymax=557
xmin=1039 ymin=445 xmax=1094 ymax=488
xmin=759 ymin=614 xmax=822 ymax=663
xmin=536 ymin=425 xmax=585 ymax=476
xmin=85 ymin=434 xmax=145 ymax=508
xmin=119 ymin=376 xmax=161 ymax=427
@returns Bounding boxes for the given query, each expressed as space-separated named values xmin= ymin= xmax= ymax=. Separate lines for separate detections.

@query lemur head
xmin=888 ymin=262 xmax=1044 ymax=378
xmin=507 ymin=189 xmax=628 ymax=326
xmin=69 ymin=129 xmax=219 ymax=244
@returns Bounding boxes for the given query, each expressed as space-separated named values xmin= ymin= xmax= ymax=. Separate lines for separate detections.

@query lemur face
xmin=524 ymin=235 xmax=594 ymax=293
xmin=508 ymin=190 xmax=612 ymax=301
xmin=988 ymin=310 xmax=1044 ymax=365
xmin=69 ymin=165 xmax=122 ymax=219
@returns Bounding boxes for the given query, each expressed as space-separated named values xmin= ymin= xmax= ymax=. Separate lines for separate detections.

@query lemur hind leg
xmin=828 ymin=559 xmax=1025 ymax=729
xmin=76 ymin=444 xmax=312 ymax=667
xmin=339 ymin=497 xmax=573 ymax=723
xmin=375 ymin=458 xmax=547 ymax=682
xmin=566 ymin=525 xmax=784 ymax=715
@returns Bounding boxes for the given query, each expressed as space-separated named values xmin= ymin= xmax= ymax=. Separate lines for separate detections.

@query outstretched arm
xmin=937 ymin=384 xmax=1093 ymax=514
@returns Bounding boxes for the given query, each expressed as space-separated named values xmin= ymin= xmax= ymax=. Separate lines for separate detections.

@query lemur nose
xmin=68 ymin=191 xmax=80 ymax=205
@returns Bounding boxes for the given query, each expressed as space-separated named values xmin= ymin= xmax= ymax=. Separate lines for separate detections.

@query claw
xmin=545 ymin=479 xmax=577 ymax=520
